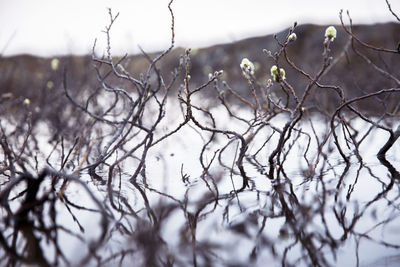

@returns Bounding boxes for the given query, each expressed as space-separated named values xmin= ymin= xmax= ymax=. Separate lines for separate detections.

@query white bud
xmin=23 ymin=98 xmax=31 ymax=106
xmin=288 ymin=33 xmax=297 ymax=42
xmin=240 ymin=58 xmax=255 ymax=79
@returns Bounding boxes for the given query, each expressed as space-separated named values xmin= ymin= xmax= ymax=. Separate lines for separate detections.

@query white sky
xmin=0 ymin=0 xmax=399 ymax=57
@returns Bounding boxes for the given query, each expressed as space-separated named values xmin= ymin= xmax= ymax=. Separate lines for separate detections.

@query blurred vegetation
xmin=1 ymin=23 xmax=399 ymax=118
xmin=0 ymin=16 xmax=400 ymax=266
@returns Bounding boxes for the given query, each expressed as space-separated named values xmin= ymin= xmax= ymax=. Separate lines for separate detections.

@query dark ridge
xmin=1 ymin=23 xmax=399 ymax=114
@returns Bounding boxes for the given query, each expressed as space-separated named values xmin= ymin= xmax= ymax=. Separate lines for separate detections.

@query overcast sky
xmin=0 ymin=0 xmax=399 ymax=57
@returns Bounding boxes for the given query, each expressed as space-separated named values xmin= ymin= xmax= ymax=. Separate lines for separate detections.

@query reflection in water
xmin=0 ymin=109 xmax=399 ymax=266
xmin=1 ymin=2 xmax=400 ymax=265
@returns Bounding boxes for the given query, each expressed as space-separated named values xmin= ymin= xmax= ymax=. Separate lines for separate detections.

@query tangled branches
xmin=1 ymin=1 xmax=400 ymax=266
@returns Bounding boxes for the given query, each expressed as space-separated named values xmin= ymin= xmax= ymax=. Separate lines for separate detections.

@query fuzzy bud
xmin=288 ymin=33 xmax=297 ymax=42
xmin=46 ymin=80 xmax=54 ymax=89
xmin=270 ymin=65 xmax=286 ymax=82
xmin=270 ymin=65 xmax=278 ymax=76
xmin=240 ymin=58 xmax=255 ymax=79
xmin=51 ymin=58 xmax=59 ymax=71
xmin=280 ymin=68 xmax=286 ymax=79
xmin=325 ymin=26 xmax=337 ymax=41
xmin=214 ymin=70 xmax=224 ymax=77
xmin=23 ymin=98 xmax=31 ymax=106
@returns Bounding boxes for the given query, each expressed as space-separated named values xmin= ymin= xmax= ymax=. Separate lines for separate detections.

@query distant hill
xmin=1 ymin=23 xmax=399 ymax=114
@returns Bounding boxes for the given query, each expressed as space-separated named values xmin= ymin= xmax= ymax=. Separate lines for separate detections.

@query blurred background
xmin=0 ymin=0 xmax=399 ymax=116
xmin=0 ymin=0 xmax=399 ymax=56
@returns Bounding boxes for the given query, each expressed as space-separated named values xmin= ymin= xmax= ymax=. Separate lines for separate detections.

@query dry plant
xmin=0 ymin=0 xmax=400 ymax=266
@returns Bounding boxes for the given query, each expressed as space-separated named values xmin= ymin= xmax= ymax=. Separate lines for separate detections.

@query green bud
xmin=280 ymin=68 xmax=286 ymax=79
xmin=270 ymin=65 xmax=286 ymax=82
xmin=51 ymin=58 xmax=59 ymax=71
xmin=270 ymin=65 xmax=278 ymax=76
xmin=325 ymin=26 xmax=337 ymax=41
xmin=46 ymin=81 xmax=54 ymax=89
